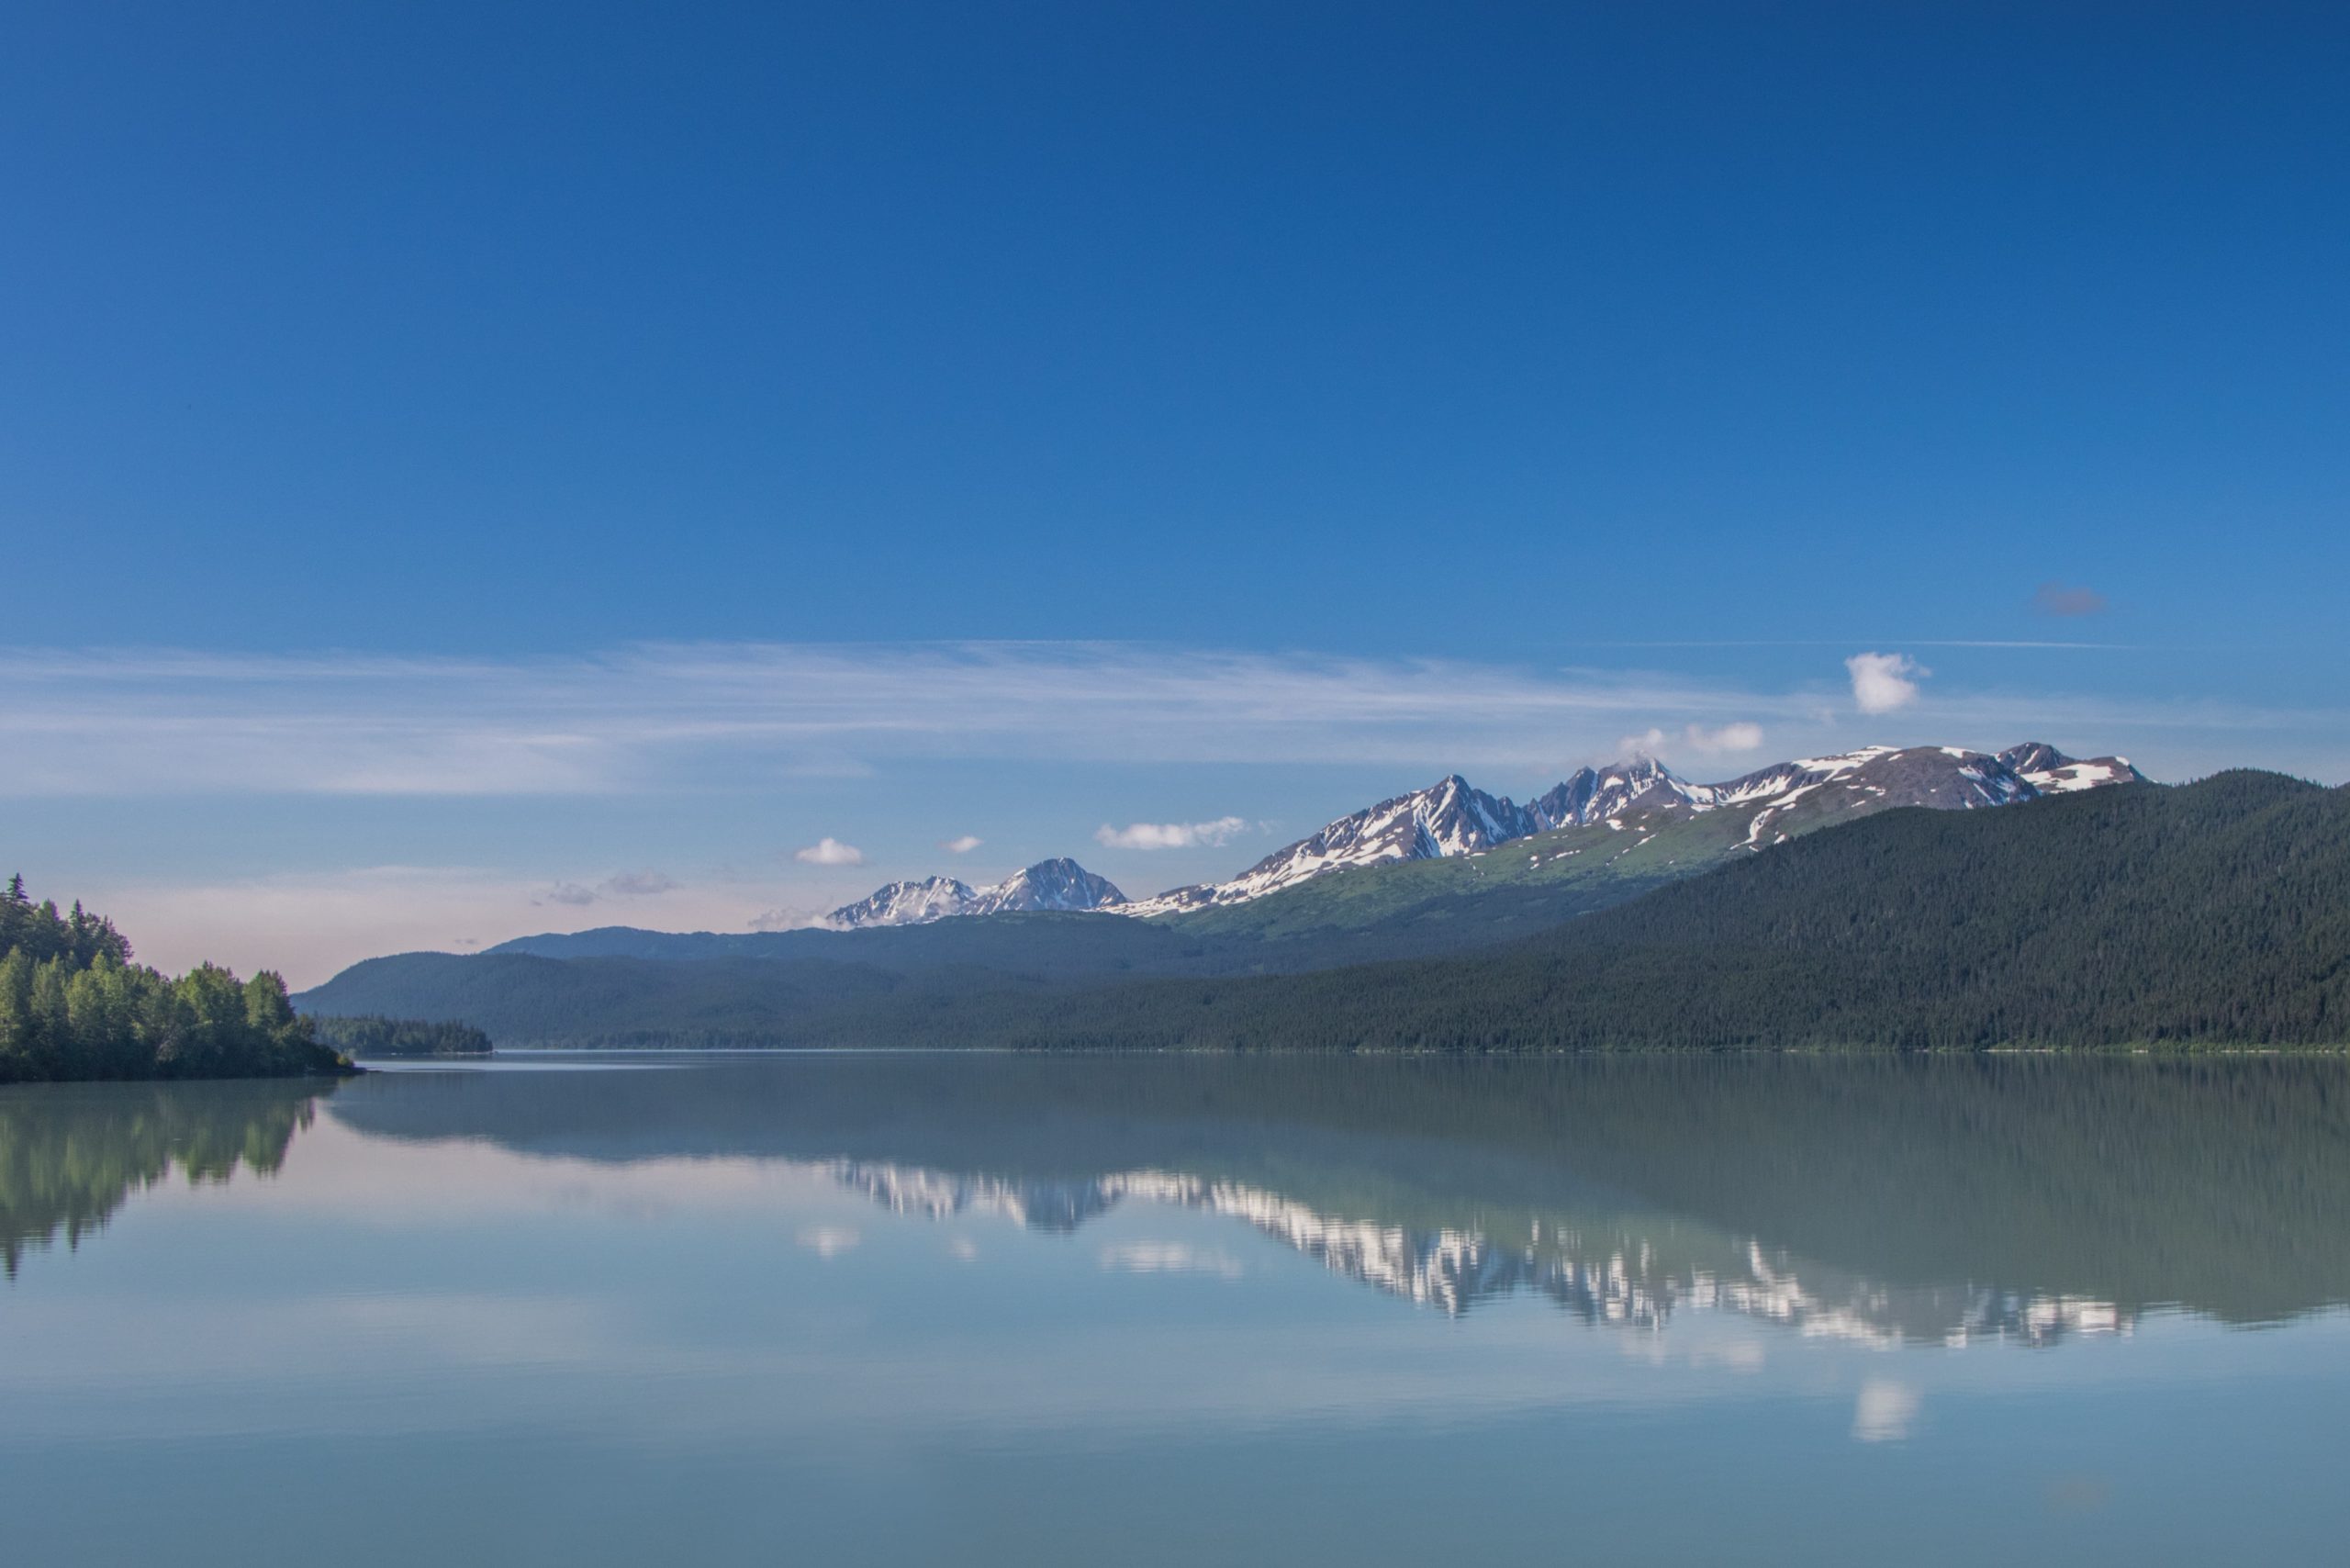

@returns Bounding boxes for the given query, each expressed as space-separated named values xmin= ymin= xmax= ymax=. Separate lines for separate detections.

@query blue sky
xmin=6 ymin=2 xmax=2347 ymax=981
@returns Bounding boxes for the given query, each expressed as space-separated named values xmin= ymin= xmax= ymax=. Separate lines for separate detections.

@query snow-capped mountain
xmin=825 ymin=876 xmax=981 ymax=929
xmin=1120 ymin=742 xmax=2140 ymax=916
xmin=967 ymin=857 xmax=1126 ymax=916
xmin=1118 ymin=774 xmax=1550 ymax=917
xmin=821 ymin=743 xmax=2139 ymax=927
xmin=827 ymin=857 xmax=1125 ymax=929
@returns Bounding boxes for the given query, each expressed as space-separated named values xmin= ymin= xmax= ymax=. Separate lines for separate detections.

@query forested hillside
xmin=1001 ymin=772 xmax=2350 ymax=1050
xmin=300 ymin=773 xmax=2350 ymax=1051
xmin=309 ymin=1015 xmax=492 ymax=1057
xmin=0 ymin=877 xmax=351 ymax=1082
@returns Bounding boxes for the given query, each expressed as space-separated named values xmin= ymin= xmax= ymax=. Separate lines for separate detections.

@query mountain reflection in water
xmin=305 ymin=1051 xmax=2350 ymax=1342
xmin=826 ymin=1159 xmax=2132 ymax=1347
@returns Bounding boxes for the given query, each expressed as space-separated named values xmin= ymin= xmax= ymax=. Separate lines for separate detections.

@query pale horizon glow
xmin=8 ymin=637 xmax=2344 ymax=988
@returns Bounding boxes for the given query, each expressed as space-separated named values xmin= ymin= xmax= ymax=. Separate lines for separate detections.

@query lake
xmin=5 ymin=1050 xmax=2348 ymax=1564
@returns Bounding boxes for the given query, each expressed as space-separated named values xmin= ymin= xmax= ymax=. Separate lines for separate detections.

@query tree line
xmin=980 ymin=770 xmax=2350 ymax=1052
xmin=0 ymin=875 xmax=351 ymax=1082
xmin=309 ymin=1014 xmax=491 ymax=1057
xmin=301 ymin=770 xmax=2350 ymax=1053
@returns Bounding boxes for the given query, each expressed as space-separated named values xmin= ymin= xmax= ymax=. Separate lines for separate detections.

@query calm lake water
xmin=5 ymin=1051 xmax=2349 ymax=1564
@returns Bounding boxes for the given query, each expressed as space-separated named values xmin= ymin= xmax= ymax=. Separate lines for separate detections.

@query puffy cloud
xmin=1846 ymin=652 xmax=1927 ymax=715
xmin=1693 ymin=721 xmax=1766 ymax=753
xmin=748 ymin=907 xmax=825 ymax=933
xmin=601 ymin=868 xmax=678 ymax=896
xmin=1093 ymin=816 xmax=1250 ymax=851
xmin=2033 ymin=582 xmax=2109 ymax=617
xmin=1616 ymin=722 xmax=1766 ymax=759
xmin=793 ymin=836 xmax=864 ymax=866
xmin=543 ymin=881 xmax=598 ymax=906
xmin=939 ymin=834 xmax=983 ymax=855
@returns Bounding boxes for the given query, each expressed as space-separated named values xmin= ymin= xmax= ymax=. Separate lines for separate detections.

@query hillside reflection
xmin=319 ymin=1052 xmax=2350 ymax=1340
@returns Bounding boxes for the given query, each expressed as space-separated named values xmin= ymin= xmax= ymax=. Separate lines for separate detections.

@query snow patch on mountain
xmin=1125 ymin=742 xmax=2141 ymax=917
xmin=826 ymin=743 xmax=2140 ymax=927
xmin=827 ymin=858 xmax=1125 ymax=928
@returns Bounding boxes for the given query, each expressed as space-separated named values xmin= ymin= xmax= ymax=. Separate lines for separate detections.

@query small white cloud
xmin=1099 ymin=1242 xmax=1243 ymax=1278
xmin=796 ymin=1226 xmax=860 ymax=1258
xmin=793 ymin=836 xmax=865 ymax=866
xmin=1692 ymin=721 xmax=1765 ymax=753
xmin=748 ymin=907 xmax=823 ymax=933
xmin=1846 ymin=652 xmax=1927 ymax=715
xmin=1093 ymin=815 xmax=1250 ymax=851
xmin=1852 ymin=1378 xmax=1921 ymax=1442
xmin=601 ymin=868 xmax=678 ymax=897
xmin=939 ymin=834 xmax=983 ymax=855
xmin=543 ymin=881 xmax=598 ymax=907
xmin=1616 ymin=722 xmax=1766 ymax=759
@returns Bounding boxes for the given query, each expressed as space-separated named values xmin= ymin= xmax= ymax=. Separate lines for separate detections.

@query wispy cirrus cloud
xmin=1 ymin=640 xmax=2338 ymax=807
xmin=1094 ymin=816 xmax=1252 ymax=851
xmin=0 ymin=642 xmax=1823 ymax=799
xmin=536 ymin=868 xmax=683 ymax=908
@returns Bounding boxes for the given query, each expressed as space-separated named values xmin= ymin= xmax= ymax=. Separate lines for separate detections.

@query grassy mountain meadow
xmin=300 ymin=770 xmax=2350 ymax=1050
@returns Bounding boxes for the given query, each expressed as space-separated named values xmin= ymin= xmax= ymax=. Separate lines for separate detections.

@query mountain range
xmin=821 ymin=741 xmax=2139 ymax=927
xmin=827 ymin=857 xmax=1126 ymax=927
xmin=999 ymin=767 xmax=2349 ymax=1052
xmin=290 ymin=737 xmax=2345 ymax=1055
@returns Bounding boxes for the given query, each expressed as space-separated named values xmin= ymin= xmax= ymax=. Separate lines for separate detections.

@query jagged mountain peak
xmin=828 ymin=741 xmax=2143 ymax=928
xmin=825 ymin=876 xmax=978 ymax=930
xmin=1122 ymin=740 xmax=2143 ymax=917
xmin=971 ymin=858 xmax=1127 ymax=916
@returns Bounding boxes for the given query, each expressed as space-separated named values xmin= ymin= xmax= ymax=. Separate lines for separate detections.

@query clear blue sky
xmin=5 ymin=2 xmax=2346 ymax=980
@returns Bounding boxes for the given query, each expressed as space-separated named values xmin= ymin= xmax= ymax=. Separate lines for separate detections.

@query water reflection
xmin=320 ymin=1052 xmax=2350 ymax=1341
xmin=829 ymin=1158 xmax=2137 ymax=1346
xmin=0 ymin=1079 xmax=333 ymax=1276
xmin=11 ymin=1053 xmax=2350 ymax=1348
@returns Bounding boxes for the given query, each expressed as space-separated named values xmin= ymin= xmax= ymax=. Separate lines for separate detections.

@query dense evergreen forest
xmin=302 ymin=771 xmax=2350 ymax=1051
xmin=309 ymin=1015 xmax=492 ymax=1057
xmin=994 ymin=770 xmax=2350 ymax=1051
xmin=0 ymin=877 xmax=352 ymax=1082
